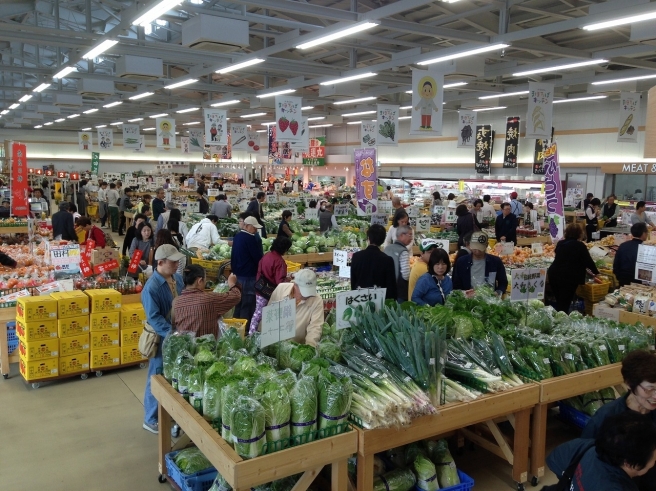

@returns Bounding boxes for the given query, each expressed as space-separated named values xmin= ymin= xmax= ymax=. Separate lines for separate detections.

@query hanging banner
xmin=181 ymin=137 xmax=190 ymax=154
xmin=97 ymin=129 xmax=113 ymax=150
xmin=290 ymin=119 xmax=309 ymax=153
xmin=248 ymin=131 xmax=261 ymax=152
xmin=533 ymin=139 xmax=546 ymax=175
xmin=11 ymin=142 xmax=29 ymax=216
xmin=503 ymin=116 xmax=520 ymax=169
xmin=361 ymin=121 xmax=377 ymax=147
xmin=188 ymin=128 xmax=204 ymax=152
xmin=91 ymin=152 xmax=99 ymax=176
xmin=377 ymin=104 xmax=399 ymax=146
xmin=122 ymin=124 xmax=140 ymax=149
xmin=78 ymin=131 xmax=92 ymax=151
xmin=231 ymin=123 xmax=249 ymax=150
xmin=526 ymin=82 xmax=554 ymax=139
xmin=410 ymin=69 xmax=443 ymax=135
xmin=156 ymin=117 xmax=175 ymax=149
xmin=475 ymin=125 xmax=492 ymax=174
xmin=218 ymin=133 xmax=232 ymax=160
xmin=302 ymin=137 xmax=325 ymax=166
xmin=268 ymin=126 xmax=281 ymax=164
xmin=134 ymin=135 xmax=145 ymax=152
xmin=275 ymin=95 xmax=302 ymax=143
xmin=204 ymin=109 xmax=227 ymax=145
xmin=618 ymin=91 xmax=640 ymax=143
xmin=354 ymin=148 xmax=379 ymax=215
xmin=544 ymin=143 xmax=565 ymax=243
xmin=457 ymin=110 xmax=476 ymax=148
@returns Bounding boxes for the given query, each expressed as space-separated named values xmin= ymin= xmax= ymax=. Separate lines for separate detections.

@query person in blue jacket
xmin=614 ymin=223 xmax=648 ymax=287
xmin=412 ymin=248 xmax=453 ymax=306
xmin=452 ymin=231 xmax=507 ymax=296
xmin=231 ymin=216 xmax=264 ymax=330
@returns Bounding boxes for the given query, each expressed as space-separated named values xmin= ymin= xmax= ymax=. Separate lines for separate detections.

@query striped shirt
xmin=172 ymin=286 xmax=242 ymax=337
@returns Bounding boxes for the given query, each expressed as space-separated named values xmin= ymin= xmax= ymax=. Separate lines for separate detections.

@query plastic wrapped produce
xmin=260 ymin=383 xmax=291 ymax=446
xmin=414 ymin=454 xmax=439 ymax=491
xmin=290 ymin=375 xmax=318 ymax=443
xmin=430 ymin=439 xmax=460 ymax=487
xmin=373 ymin=469 xmax=416 ymax=491
xmin=317 ymin=370 xmax=352 ymax=432
xmin=173 ymin=350 xmax=195 ymax=397
xmin=188 ymin=367 xmax=204 ymax=413
xmin=173 ymin=447 xmax=213 ymax=475
xmin=231 ymin=396 xmax=266 ymax=459
xmin=163 ymin=332 xmax=194 ymax=382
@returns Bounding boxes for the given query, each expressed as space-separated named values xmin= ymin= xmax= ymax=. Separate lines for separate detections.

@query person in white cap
xmin=231 ymin=216 xmax=264 ymax=329
xmin=452 ymin=231 xmax=507 ymax=296
xmin=261 ymin=269 xmax=324 ymax=346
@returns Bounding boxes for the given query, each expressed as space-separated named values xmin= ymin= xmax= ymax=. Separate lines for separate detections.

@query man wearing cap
xmin=231 ymin=216 xmax=264 ymax=329
xmin=246 ymin=192 xmax=267 ymax=238
xmin=350 ymin=224 xmax=397 ymax=300
xmin=52 ymin=202 xmax=77 ymax=241
xmin=156 ymin=201 xmax=176 ymax=234
xmin=509 ymin=192 xmax=523 ymax=217
xmin=384 ymin=224 xmax=414 ymax=303
xmin=264 ymin=269 xmax=323 ymax=346
xmin=453 ymin=231 xmax=508 ymax=296
xmin=141 ymin=244 xmax=184 ymax=435
xmin=409 ymin=239 xmax=440 ymax=299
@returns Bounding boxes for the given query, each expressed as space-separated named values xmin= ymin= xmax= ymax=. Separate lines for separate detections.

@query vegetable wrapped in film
xmin=173 ymin=447 xmax=213 ymax=475
xmin=221 ymin=382 xmax=251 ymax=445
xmin=487 ymin=332 xmax=523 ymax=385
xmin=163 ymin=332 xmax=194 ymax=382
xmin=233 ymin=355 xmax=259 ymax=377
xmin=216 ymin=327 xmax=243 ymax=356
xmin=194 ymin=333 xmax=217 ymax=352
xmin=174 ymin=350 xmax=195 ymax=398
xmin=194 ymin=347 xmax=216 ymax=373
xmin=188 ymin=367 xmax=204 ymax=413
xmin=317 ymin=370 xmax=352 ymax=433
xmin=431 ymin=439 xmax=460 ymax=487
xmin=518 ymin=347 xmax=553 ymax=379
xmin=243 ymin=332 xmax=260 ymax=356
xmin=580 ymin=391 xmax=605 ymax=416
xmin=231 ymin=396 xmax=266 ymax=459
xmin=414 ymin=454 xmax=439 ymax=491
xmin=317 ymin=339 xmax=342 ymax=362
xmin=203 ymin=372 xmax=223 ymax=422
xmin=276 ymin=369 xmax=297 ymax=393
xmin=300 ymin=358 xmax=330 ymax=380
xmin=209 ymin=473 xmax=232 ymax=491
xmin=373 ymin=469 xmax=416 ymax=491
xmin=260 ymin=384 xmax=291 ymax=446
xmin=290 ymin=375 xmax=318 ymax=444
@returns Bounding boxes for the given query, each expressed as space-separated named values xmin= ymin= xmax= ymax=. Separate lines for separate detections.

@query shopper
xmin=631 ymin=201 xmax=655 ymax=229
xmin=432 ymin=191 xmax=442 ymax=207
xmin=152 ymin=229 xmax=185 ymax=276
xmin=196 ymin=190 xmax=209 ymax=214
xmin=246 ymin=192 xmax=267 ymax=238
xmin=141 ymin=244 xmax=184 ymax=434
xmin=76 ymin=180 xmax=89 ymax=217
xmin=509 ymin=191 xmax=523 ymax=216
xmin=52 ymin=202 xmax=77 ymax=241
xmin=210 ymin=194 xmax=232 ymax=219
xmin=231 ymin=216 xmax=264 ymax=330
xmin=350 ymin=224 xmax=397 ymax=300
xmin=77 ymin=217 xmax=105 ymax=248
xmin=156 ymin=201 xmax=176 ymax=233
xmin=185 ymin=215 xmax=223 ymax=250
xmin=481 ymin=195 xmax=496 ymax=222
xmin=384 ymin=224 xmax=413 ymax=303
xmin=33 ymin=188 xmax=49 ymax=216
xmin=122 ymin=213 xmax=147 ymax=256
xmin=107 ymin=182 xmax=120 ymax=233
xmin=319 ymin=203 xmax=339 ymax=232
xmin=452 ymin=231 xmax=507 ymax=296
xmin=582 ymin=192 xmax=594 ymax=210
xmin=452 ymin=232 xmax=472 ymax=279
xmin=472 ymin=199 xmax=484 ymax=224
xmin=277 ymin=210 xmax=294 ymax=238
xmin=141 ymin=205 xmax=152 ymax=222
xmin=98 ymin=181 xmax=108 ymax=228
xmin=250 ymin=237 xmax=292 ymax=333
xmin=128 ymin=222 xmax=154 ymax=278
xmin=392 ymin=196 xmax=403 ymax=212
xmin=585 ymin=197 xmax=601 ymax=242
xmin=409 ymin=239 xmax=440 ymax=299
xmin=385 ymin=209 xmax=413 ymax=252
xmin=495 ymin=202 xmax=518 ymax=244
xmin=152 ymin=188 xmax=166 ymax=221
xmin=614 ymin=223 xmax=648 ymax=287
xmin=0 ymin=199 xmax=10 ymax=219
xmin=118 ymin=187 xmax=134 ymax=236
xmin=384 ymin=186 xmax=394 ymax=200
xmin=411 ymin=248 xmax=452 ymax=306
xmin=172 ymin=266 xmax=241 ymax=337
xmin=167 ymin=209 xmax=188 ymax=244
xmin=456 ymin=204 xmax=481 ymax=248
xmin=522 ymin=202 xmax=534 ymax=226
xmin=547 ymin=223 xmax=599 ymax=312
xmin=261 ymin=269 xmax=323 ymax=346
xmin=135 ymin=194 xmax=151 ymax=214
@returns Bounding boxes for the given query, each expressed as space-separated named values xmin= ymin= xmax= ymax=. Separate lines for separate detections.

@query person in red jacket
xmin=77 ymin=216 xmax=106 ymax=248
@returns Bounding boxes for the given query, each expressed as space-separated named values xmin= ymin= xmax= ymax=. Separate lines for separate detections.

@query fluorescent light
xmin=143 ymin=127 xmax=156 ymax=130
xmin=0 ymin=110 xmax=8 ymax=115
xmin=176 ymin=107 xmax=200 ymax=113
xmin=9 ymin=104 xmax=19 ymax=110
xmin=83 ymin=109 xmax=98 ymax=114
xmin=33 ymin=83 xmax=51 ymax=93
xmin=83 ymin=39 xmax=118 ymax=59
xmin=132 ymin=0 xmax=183 ymax=26
xmin=419 ymin=43 xmax=509 ymax=66
xmin=301 ymin=106 xmax=314 ymax=110
xmin=216 ymin=58 xmax=265 ymax=74
xmin=164 ymin=78 xmax=197 ymax=90
xmin=19 ymin=95 xmax=33 ymax=102
xmin=334 ymin=96 xmax=377 ymax=105
xmin=44 ymin=122 xmax=53 ymax=126
xmin=256 ymin=129 xmax=267 ymax=133
xmin=320 ymin=72 xmax=376 ymax=86
xmin=309 ymin=124 xmax=333 ymax=128
xmin=399 ymin=116 xmax=411 ymax=120
xmin=240 ymin=112 xmax=267 ymax=118
xmin=296 ymin=22 xmax=378 ymax=50
xmin=263 ymin=122 xmax=276 ymax=126
xmin=307 ymin=116 xmax=325 ymax=121
xmin=479 ymin=90 xmax=529 ymax=100
xmin=149 ymin=113 xmax=169 ymax=118
xmin=128 ymin=118 xmax=144 ymax=122
xmin=399 ymin=105 xmax=412 ymax=110
xmin=210 ymin=99 xmax=240 ymax=107
xmin=110 ymin=122 xmax=123 ymax=126
xmin=55 ymin=118 xmax=65 ymax=122
xmin=257 ymin=89 xmax=295 ymax=98
xmin=513 ymin=59 xmax=608 ymax=77
xmin=472 ymin=106 xmax=507 ymax=112
xmin=592 ymin=73 xmax=656 ymax=85
xmin=445 ymin=82 xmax=468 ymax=88
xmin=347 ymin=121 xmax=362 ymax=125
xmin=53 ymin=66 xmax=77 ymax=79
xmin=67 ymin=114 xmax=80 ymax=119
xmin=183 ymin=121 xmax=201 ymax=125
xmin=95 ymin=124 xmax=107 ymax=128
xmin=583 ymin=12 xmax=656 ymax=31
xmin=553 ymin=95 xmax=607 ymax=104
xmin=129 ymin=92 xmax=154 ymax=100
xmin=103 ymin=101 xmax=122 ymax=108
xmin=342 ymin=110 xmax=376 ymax=117
xmin=34 ymin=125 xmax=42 ymax=129
xmin=81 ymin=127 xmax=91 ymax=131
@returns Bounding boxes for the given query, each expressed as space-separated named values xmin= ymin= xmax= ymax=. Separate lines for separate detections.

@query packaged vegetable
xmin=373 ymin=468 xmax=416 ymax=491
xmin=414 ymin=454 xmax=439 ymax=491
xmin=231 ymin=396 xmax=266 ymax=459
xmin=173 ymin=447 xmax=213 ymax=475
xmin=260 ymin=383 xmax=291 ymax=447
xmin=290 ymin=375 xmax=318 ymax=444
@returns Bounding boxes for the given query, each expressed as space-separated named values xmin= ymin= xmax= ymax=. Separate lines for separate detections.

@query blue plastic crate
xmin=416 ymin=470 xmax=474 ymax=491
xmin=558 ymin=403 xmax=590 ymax=430
xmin=7 ymin=327 xmax=17 ymax=355
xmin=165 ymin=451 xmax=218 ymax=491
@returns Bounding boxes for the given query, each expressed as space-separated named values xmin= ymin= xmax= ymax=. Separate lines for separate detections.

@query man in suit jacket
xmin=52 ymin=201 xmax=77 ymax=241
xmin=350 ymin=224 xmax=397 ymax=300
xmin=614 ymin=222 xmax=648 ymax=286
xmin=246 ymin=192 xmax=267 ymax=238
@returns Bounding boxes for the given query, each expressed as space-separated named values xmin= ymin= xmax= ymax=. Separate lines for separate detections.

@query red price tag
xmin=57 ymin=171 xmax=66 ymax=178
xmin=127 ymin=249 xmax=143 ymax=274
xmin=70 ymin=172 xmax=80 ymax=181
xmin=82 ymin=240 xmax=95 ymax=262
xmin=80 ymin=260 xmax=94 ymax=278
xmin=93 ymin=259 xmax=119 ymax=274
xmin=45 ymin=170 xmax=54 ymax=177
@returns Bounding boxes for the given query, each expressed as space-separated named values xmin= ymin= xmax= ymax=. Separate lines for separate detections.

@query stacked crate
xmin=51 ymin=291 xmax=91 ymax=376
xmin=119 ymin=304 xmax=148 ymax=365
xmin=16 ymin=297 xmax=60 ymax=381
xmin=86 ymin=289 xmax=122 ymax=370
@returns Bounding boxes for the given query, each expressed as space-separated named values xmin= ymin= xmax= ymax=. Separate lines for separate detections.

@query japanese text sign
xmin=510 ymin=268 xmax=546 ymax=301
xmin=93 ymin=259 xmax=119 ymax=275
xmin=50 ymin=244 xmax=81 ymax=275
xmin=336 ymin=288 xmax=387 ymax=330
xmin=354 ymin=148 xmax=378 ymax=215
xmin=260 ymin=297 xmax=297 ymax=348
xmin=11 ymin=142 xmax=29 ymax=216
xmin=82 ymin=240 xmax=95 ymax=263
xmin=128 ymin=249 xmax=143 ymax=274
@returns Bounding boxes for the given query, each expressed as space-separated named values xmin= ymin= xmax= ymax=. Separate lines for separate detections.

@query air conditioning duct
xmin=78 ymin=79 xmax=114 ymax=97
xmin=54 ymin=93 xmax=83 ymax=107
xmin=37 ymin=105 xmax=60 ymax=114
xmin=116 ymin=55 xmax=163 ymax=80
xmin=181 ymin=15 xmax=249 ymax=52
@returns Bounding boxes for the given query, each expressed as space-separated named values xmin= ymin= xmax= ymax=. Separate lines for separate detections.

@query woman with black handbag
xmin=250 ymin=236 xmax=292 ymax=333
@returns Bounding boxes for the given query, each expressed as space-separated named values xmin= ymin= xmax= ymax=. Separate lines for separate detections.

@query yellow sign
xmin=458 ymin=180 xmax=465 ymax=192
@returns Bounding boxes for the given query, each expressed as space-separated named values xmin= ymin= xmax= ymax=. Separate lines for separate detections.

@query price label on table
xmin=500 ymin=242 xmax=515 ymax=255
xmin=266 ymin=194 xmax=278 ymax=204
xmin=333 ymin=249 xmax=348 ymax=267
xmin=444 ymin=209 xmax=457 ymax=223
xmin=510 ymin=268 xmax=546 ymax=301
xmin=239 ymin=200 xmax=249 ymax=212
xmin=370 ymin=214 xmax=388 ymax=226
xmin=531 ymin=242 xmax=543 ymax=254
xmin=431 ymin=239 xmax=450 ymax=251
xmin=433 ymin=205 xmax=446 ymax=217
xmin=287 ymin=198 xmax=298 ymax=206
xmin=378 ymin=200 xmax=392 ymax=213
xmin=93 ymin=259 xmax=119 ymax=274
xmin=334 ymin=204 xmax=350 ymax=216
xmin=407 ymin=206 xmax=420 ymax=218
xmin=274 ymin=183 xmax=282 ymax=191
xmin=336 ymin=288 xmax=387 ymax=330
xmin=305 ymin=208 xmax=318 ymax=220
xmin=260 ymin=297 xmax=297 ymax=348
xmin=228 ymin=196 xmax=239 ymax=206
xmin=50 ymin=244 xmax=81 ymax=275
xmin=415 ymin=216 xmax=431 ymax=233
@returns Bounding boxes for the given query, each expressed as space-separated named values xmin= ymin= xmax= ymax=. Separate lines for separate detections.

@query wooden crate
xmin=619 ymin=310 xmax=656 ymax=329
xmin=305 ymin=252 xmax=333 ymax=264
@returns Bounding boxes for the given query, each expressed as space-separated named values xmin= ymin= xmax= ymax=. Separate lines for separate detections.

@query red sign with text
xmin=127 ymin=250 xmax=143 ymax=274
xmin=93 ymin=259 xmax=119 ymax=274
xmin=11 ymin=143 xmax=29 ymax=216
xmin=80 ymin=260 xmax=94 ymax=278
xmin=82 ymin=240 xmax=95 ymax=262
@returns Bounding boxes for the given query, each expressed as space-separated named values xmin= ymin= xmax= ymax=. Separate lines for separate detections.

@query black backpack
xmin=541 ymin=442 xmax=594 ymax=491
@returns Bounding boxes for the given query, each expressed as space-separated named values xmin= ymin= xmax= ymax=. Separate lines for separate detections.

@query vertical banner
xmin=457 ymin=110 xmax=477 ymax=148
xmin=156 ymin=117 xmax=175 ymax=149
xmin=302 ymin=137 xmax=325 ymax=166
xmin=533 ymin=139 xmax=546 ymax=175
xmin=526 ymin=82 xmax=554 ymax=139
xmin=181 ymin=137 xmax=190 ymax=154
xmin=410 ymin=69 xmax=444 ymax=135
xmin=135 ymin=135 xmax=145 ymax=152
xmin=97 ymin=129 xmax=113 ymax=150
xmin=290 ymin=119 xmax=309 ymax=152
xmin=361 ymin=121 xmax=377 ymax=147
xmin=11 ymin=142 xmax=29 ymax=216
xmin=268 ymin=126 xmax=281 ymax=164
xmin=231 ymin=123 xmax=249 ymax=150
xmin=78 ymin=131 xmax=92 ymax=151
xmin=91 ymin=152 xmax=99 ymax=176
xmin=248 ymin=131 xmax=261 ymax=152
xmin=377 ymin=104 xmax=399 ymax=146
xmin=204 ymin=109 xmax=227 ymax=145
xmin=475 ymin=125 xmax=492 ymax=174
xmin=188 ymin=128 xmax=204 ymax=152
xmin=503 ymin=116 xmax=520 ymax=168
xmin=544 ymin=143 xmax=564 ymax=243
xmin=220 ymin=133 xmax=232 ymax=159
xmin=354 ymin=148 xmax=378 ymax=215
xmin=122 ymin=124 xmax=140 ymax=149
xmin=275 ymin=95 xmax=302 ymax=142
xmin=618 ymin=92 xmax=640 ymax=143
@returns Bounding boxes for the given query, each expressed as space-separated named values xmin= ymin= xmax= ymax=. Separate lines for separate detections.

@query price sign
xmin=334 ymin=204 xmax=350 ymax=216
xmin=370 ymin=214 xmax=388 ymax=226
xmin=239 ymin=200 xmax=249 ymax=212
xmin=415 ymin=216 xmax=431 ymax=233
xmin=127 ymin=249 xmax=143 ymax=274
xmin=336 ymin=288 xmax=387 ymax=330
xmin=266 ymin=194 xmax=278 ymax=204
xmin=50 ymin=244 xmax=81 ymax=275
xmin=260 ymin=297 xmax=297 ymax=348
xmin=305 ymin=198 xmax=315 ymax=207
xmin=228 ymin=196 xmax=239 ymax=206
xmin=93 ymin=258 xmax=119 ymax=274
xmin=80 ymin=260 xmax=94 ymax=278
xmin=274 ymin=183 xmax=282 ymax=191
xmin=82 ymin=240 xmax=95 ymax=263
xmin=282 ymin=207 xmax=297 ymax=219
xmin=240 ymin=189 xmax=253 ymax=199
xmin=333 ymin=249 xmax=348 ymax=267
xmin=407 ymin=206 xmax=420 ymax=218
xmin=378 ymin=200 xmax=392 ymax=213
xmin=287 ymin=198 xmax=298 ymax=206
xmin=510 ymin=268 xmax=546 ymax=301
xmin=444 ymin=209 xmax=457 ymax=223
xmin=431 ymin=239 xmax=451 ymax=252
xmin=531 ymin=242 xmax=543 ymax=254
xmin=338 ymin=265 xmax=351 ymax=278
xmin=305 ymin=208 xmax=318 ymax=220
xmin=433 ymin=205 xmax=446 ymax=216
xmin=500 ymin=242 xmax=515 ymax=255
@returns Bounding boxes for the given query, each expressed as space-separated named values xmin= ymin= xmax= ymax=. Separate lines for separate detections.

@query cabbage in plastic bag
xmin=173 ymin=447 xmax=213 ymax=475
xmin=290 ymin=375 xmax=317 ymax=444
xmin=231 ymin=396 xmax=266 ymax=459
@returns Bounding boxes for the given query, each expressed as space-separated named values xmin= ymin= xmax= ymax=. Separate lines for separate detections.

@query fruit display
xmin=0 ymin=218 xmax=28 ymax=227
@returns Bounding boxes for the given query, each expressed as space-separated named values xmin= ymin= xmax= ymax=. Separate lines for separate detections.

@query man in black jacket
xmin=52 ymin=202 xmax=77 ymax=241
xmin=614 ymin=223 xmax=648 ymax=286
xmin=495 ymin=202 xmax=518 ymax=245
xmin=350 ymin=224 xmax=397 ymax=300
xmin=245 ymin=192 xmax=267 ymax=238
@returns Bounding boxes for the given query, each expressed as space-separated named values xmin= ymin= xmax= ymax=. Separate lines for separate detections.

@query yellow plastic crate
xmin=285 ymin=260 xmax=302 ymax=273
xmin=576 ymin=282 xmax=611 ymax=303
xmin=190 ymin=258 xmax=228 ymax=281
xmin=222 ymin=318 xmax=247 ymax=338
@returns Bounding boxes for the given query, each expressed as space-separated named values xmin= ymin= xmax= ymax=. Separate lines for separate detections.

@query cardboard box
xmin=91 ymin=248 xmax=120 ymax=269
xmin=120 ymin=327 xmax=143 ymax=347
xmin=593 ymin=303 xmax=621 ymax=322
xmin=16 ymin=319 xmax=58 ymax=342
xmin=19 ymin=338 xmax=59 ymax=361
xmin=90 ymin=311 xmax=120 ymax=332
xmin=90 ymin=330 xmax=120 ymax=349
xmin=59 ymin=353 xmax=89 ymax=375
xmin=50 ymin=291 xmax=90 ymax=319
xmin=86 ymin=289 xmax=122 ymax=313
xmin=59 ymin=333 xmax=90 ymax=356
xmin=120 ymin=304 xmax=147 ymax=330
xmin=57 ymin=315 xmax=90 ymax=338
xmin=120 ymin=346 xmax=148 ymax=365
xmin=90 ymin=348 xmax=120 ymax=370
xmin=20 ymin=357 xmax=59 ymax=381
xmin=16 ymin=296 xmax=58 ymax=322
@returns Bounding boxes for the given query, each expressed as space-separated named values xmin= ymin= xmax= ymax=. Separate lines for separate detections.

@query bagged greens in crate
xmin=317 ymin=369 xmax=352 ymax=433
xmin=163 ymin=331 xmax=194 ymax=382
xmin=231 ymin=396 xmax=266 ymax=459
xmin=173 ymin=447 xmax=213 ymax=475
xmin=373 ymin=468 xmax=416 ymax=491
xmin=414 ymin=454 xmax=439 ymax=491
xmin=290 ymin=375 xmax=318 ymax=443
xmin=426 ymin=439 xmax=460 ymax=488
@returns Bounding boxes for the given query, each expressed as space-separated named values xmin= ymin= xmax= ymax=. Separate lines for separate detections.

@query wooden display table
xmin=356 ymin=383 xmax=539 ymax=491
xmin=516 ymin=236 xmax=551 ymax=247
xmin=151 ymin=375 xmax=356 ymax=491
xmin=0 ymin=226 xmax=28 ymax=234
xmin=124 ymin=212 xmax=135 ymax=230
xmin=305 ymin=252 xmax=333 ymax=264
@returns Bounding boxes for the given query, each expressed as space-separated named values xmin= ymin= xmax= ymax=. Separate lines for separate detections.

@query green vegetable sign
xmin=510 ymin=268 xmax=546 ymax=301
xmin=91 ymin=152 xmax=99 ymax=176
xmin=335 ymin=288 xmax=386 ymax=330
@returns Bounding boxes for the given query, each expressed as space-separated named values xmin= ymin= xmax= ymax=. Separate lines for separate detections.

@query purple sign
xmin=543 ymin=142 xmax=564 ymax=242
xmin=354 ymin=148 xmax=378 ymax=215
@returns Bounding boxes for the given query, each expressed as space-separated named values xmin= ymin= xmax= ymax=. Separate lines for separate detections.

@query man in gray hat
xmin=52 ymin=202 xmax=77 ymax=241
xmin=156 ymin=201 xmax=176 ymax=234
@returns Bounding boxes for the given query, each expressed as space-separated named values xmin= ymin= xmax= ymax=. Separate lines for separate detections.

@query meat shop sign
xmin=621 ymin=163 xmax=656 ymax=173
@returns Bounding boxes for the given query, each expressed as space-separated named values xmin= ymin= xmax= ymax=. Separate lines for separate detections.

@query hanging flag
xmin=275 ymin=95 xmax=302 ymax=143
xmin=377 ymin=104 xmax=399 ymax=146
xmin=134 ymin=135 xmax=145 ymax=153
xmin=290 ymin=119 xmax=309 ymax=152
xmin=410 ymin=69 xmax=444 ymax=135
xmin=457 ymin=110 xmax=477 ymax=148
xmin=533 ymin=139 xmax=546 ymax=175
xmin=231 ymin=123 xmax=249 ymax=150
xmin=97 ymin=129 xmax=113 ymax=150
xmin=618 ymin=92 xmax=640 ymax=143
xmin=475 ymin=125 xmax=492 ymax=174
xmin=219 ymin=133 xmax=232 ymax=159
xmin=248 ymin=131 xmax=261 ymax=152
xmin=303 ymin=137 xmax=325 ymax=166
xmin=526 ymin=82 xmax=554 ymax=139
xmin=11 ymin=142 xmax=29 ymax=217
xmin=544 ymin=142 xmax=564 ymax=243
xmin=188 ymin=128 xmax=204 ymax=152
xmin=122 ymin=124 xmax=140 ymax=149
xmin=503 ymin=117 xmax=520 ymax=169
xmin=268 ymin=126 xmax=281 ymax=164
xmin=156 ymin=117 xmax=175 ymax=148
xmin=203 ymin=109 xmax=227 ymax=145
xmin=181 ymin=137 xmax=190 ymax=154
xmin=78 ymin=131 xmax=92 ymax=151
xmin=361 ymin=121 xmax=377 ymax=147
xmin=91 ymin=152 xmax=99 ymax=176
xmin=354 ymin=148 xmax=378 ymax=215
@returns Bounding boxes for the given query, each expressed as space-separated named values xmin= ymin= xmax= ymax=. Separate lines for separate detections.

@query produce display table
xmin=516 ymin=236 xmax=551 ymax=247
xmin=151 ymin=375 xmax=357 ymax=491
xmin=305 ymin=252 xmax=333 ymax=264
xmin=529 ymin=364 xmax=623 ymax=485
xmin=0 ymin=226 xmax=28 ymax=234
xmin=355 ymin=383 xmax=539 ymax=491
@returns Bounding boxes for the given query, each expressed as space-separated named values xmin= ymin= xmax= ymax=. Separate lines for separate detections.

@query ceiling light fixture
xmin=256 ymin=129 xmax=267 ymax=133
xmin=34 ymin=125 xmax=42 ymax=129
xmin=55 ymin=118 xmax=65 ymax=122
xmin=210 ymin=99 xmax=240 ymax=107
xmin=53 ymin=66 xmax=77 ymax=79
xmin=149 ymin=113 xmax=169 ymax=118
xmin=33 ymin=83 xmax=51 ymax=93
xmin=103 ymin=101 xmax=122 ymax=108
xmin=257 ymin=89 xmax=295 ymax=98
xmin=472 ymin=106 xmax=507 ymax=112
xmin=164 ymin=78 xmax=197 ymax=90
xmin=419 ymin=43 xmax=509 ymax=66
xmin=240 ymin=112 xmax=267 ymax=118
xmin=9 ymin=104 xmax=19 ymax=110
xmin=398 ymin=116 xmax=412 ymax=120
xmin=309 ymin=124 xmax=333 ymax=128
xmin=583 ymin=11 xmax=656 ymax=31
xmin=307 ymin=116 xmax=325 ymax=121
xmin=67 ymin=114 xmax=80 ymax=119
xmin=445 ymin=81 xmax=468 ymax=88
xmin=334 ymin=96 xmax=377 ymax=105
xmin=296 ymin=22 xmax=378 ymax=50
xmin=110 ymin=121 xmax=123 ymax=126
xmin=81 ymin=127 xmax=91 ymax=131
xmin=553 ymin=95 xmax=608 ymax=104
xmin=346 ymin=121 xmax=363 ymax=125
xmin=0 ymin=110 xmax=9 ymax=115
xmin=342 ymin=110 xmax=376 ymax=117
xmin=129 ymin=92 xmax=154 ymax=100
xmin=95 ymin=124 xmax=107 ymax=128
xmin=592 ymin=73 xmax=656 ymax=85
xmin=44 ymin=122 xmax=53 ymax=125
xmin=19 ymin=95 xmax=32 ymax=102
xmin=132 ymin=0 xmax=183 ymax=26
xmin=513 ymin=59 xmax=608 ymax=77
xmin=479 ymin=90 xmax=529 ymax=100
xmin=262 ymin=122 xmax=276 ymax=126
xmin=176 ymin=107 xmax=200 ymax=113
xmin=143 ymin=127 xmax=156 ymax=130
xmin=183 ymin=121 xmax=201 ymax=125
xmin=320 ymin=72 xmax=377 ymax=86
xmin=301 ymin=106 xmax=314 ymax=110
xmin=399 ymin=105 xmax=412 ymax=110
xmin=83 ymin=39 xmax=119 ymax=59
xmin=83 ymin=108 xmax=98 ymax=114
xmin=216 ymin=58 xmax=265 ymax=74
xmin=128 ymin=118 xmax=144 ymax=122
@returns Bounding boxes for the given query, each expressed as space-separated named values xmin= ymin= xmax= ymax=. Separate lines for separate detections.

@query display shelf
xmin=0 ymin=226 xmax=28 ymax=234
xmin=516 ymin=236 xmax=551 ymax=247
xmin=151 ymin=375 xmax=356 ymax=491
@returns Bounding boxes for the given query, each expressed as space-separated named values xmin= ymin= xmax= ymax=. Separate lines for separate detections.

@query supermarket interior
xmin=7 ymin=1 xmax=656 ymax=490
